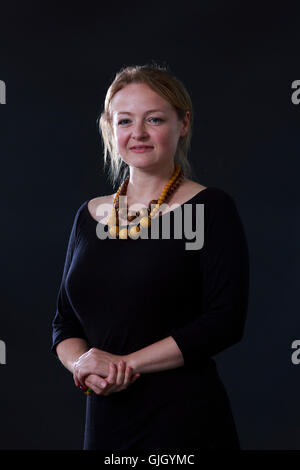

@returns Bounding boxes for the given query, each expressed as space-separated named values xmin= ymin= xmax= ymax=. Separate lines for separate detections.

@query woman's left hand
xmin=72 ymin=347 xmax=123 ymax=388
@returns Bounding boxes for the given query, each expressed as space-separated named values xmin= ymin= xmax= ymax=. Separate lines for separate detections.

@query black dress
xmin=51 ymin=187 xmax=249 ymax=451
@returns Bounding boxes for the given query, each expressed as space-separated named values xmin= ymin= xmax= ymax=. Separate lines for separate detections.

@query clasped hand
xmin=73 ymin=347 xmax=140 ymax=396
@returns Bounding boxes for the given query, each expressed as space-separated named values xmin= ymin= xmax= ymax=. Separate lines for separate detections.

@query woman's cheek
xmin=158 ymin=131 xmax=177 ymax=152
xmin=115 ymin=131 xmax=127 ymax=152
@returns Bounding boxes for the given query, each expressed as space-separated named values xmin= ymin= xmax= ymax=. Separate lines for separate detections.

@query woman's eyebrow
xmin=117 ymin=109 xmax=165 ymax=115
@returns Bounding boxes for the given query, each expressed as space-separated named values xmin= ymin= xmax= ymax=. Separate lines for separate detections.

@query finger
xmin=73 ymin=364 xmax=88 ymax=388
xmin=124 ymin=365 xmax=133 ymax=386
xmin=102 ymin=363 xmax=117 ymax=395
xmin=100 ymin=362 xmax=116 ymax=396
xmin=76 ymin=369 xmax=90 ymax=387
xmin=102 ymin=363 xmax=126 ymax=396
xmin=74 ymin=370 xmax=86 ymax=389
xmin=73 ymin=373 xmax=80 ymax=388
xmin=116 ymin=360 xmax=126 ymax=386
xmin=74 ymin=373 xmax=89 ymax=390
xmin=85 ymin=375 xmax=103 ymax=395
xmin=101 ymin=368 xmax=140 ymax=396
xmin=73 ymin=362 xmax=83 ymax=387
xmin=109 ymin=362 xmax=118 ymax=384
xmin=87 ymin=372 xmax=112 ymax=396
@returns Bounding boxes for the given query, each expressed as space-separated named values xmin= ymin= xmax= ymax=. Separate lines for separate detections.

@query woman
xmin=51 ymin=63 xmax=250 ymax=451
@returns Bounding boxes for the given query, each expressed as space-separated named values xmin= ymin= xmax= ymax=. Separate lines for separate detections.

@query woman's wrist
xmin=56 ymin=338 xmax=90 ymax=374
xmin=123 ymin=353 xmax=138 ymax=374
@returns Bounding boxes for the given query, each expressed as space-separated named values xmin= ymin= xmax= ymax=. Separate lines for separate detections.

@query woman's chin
xmin=124 ymin=157 xmax=159 ymax=169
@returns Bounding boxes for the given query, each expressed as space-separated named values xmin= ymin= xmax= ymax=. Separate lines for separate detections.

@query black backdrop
xmin=0 ymin=1 xmax=299 ymax=452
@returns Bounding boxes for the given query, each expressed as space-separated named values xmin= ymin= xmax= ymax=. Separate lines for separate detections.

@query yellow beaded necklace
xmin=107 ymin=163 xmax=184 ymax=239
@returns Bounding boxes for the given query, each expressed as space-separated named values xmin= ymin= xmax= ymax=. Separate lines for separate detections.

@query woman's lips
xmin=130 ymin=146 xmax=154 ymax=153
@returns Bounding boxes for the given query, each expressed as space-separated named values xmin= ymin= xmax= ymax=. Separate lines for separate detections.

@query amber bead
xmin=129 ymin=225 xmax=140 ymax=239
xmin=140 ymin=216 xmax=151 ymax=228
xmin=107 ymin=215 xmax=117 ymax=227
xmin=119 ymin=228 xmax=128 ymax=239
xmin=127 ymin=214 xmax=138 ymax=222
xmin=109 ymin=225 xmax=119 ymax=237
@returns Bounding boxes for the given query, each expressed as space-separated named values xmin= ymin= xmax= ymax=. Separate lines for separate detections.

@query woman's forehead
xmin=110 ymin=84 xmax=172 ymax=115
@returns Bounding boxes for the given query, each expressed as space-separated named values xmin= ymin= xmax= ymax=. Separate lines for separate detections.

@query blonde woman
xmin=51 ymin=63 xmax=249 ymax=451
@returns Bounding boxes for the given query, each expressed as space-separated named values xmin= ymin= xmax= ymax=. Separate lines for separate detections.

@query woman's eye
xmin=149 ymin=117 xmax=164 ymax=124
xmin=118 ymin=119 xmax=130 ymax=125
xmin=118 ymin=117 xmax=164 ymax=126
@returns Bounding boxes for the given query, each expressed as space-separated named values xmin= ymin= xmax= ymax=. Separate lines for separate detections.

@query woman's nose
xmin=131 ymin=121 xmax=148 ymax=138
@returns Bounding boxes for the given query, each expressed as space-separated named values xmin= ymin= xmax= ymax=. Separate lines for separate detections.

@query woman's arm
xmin=55 ymin=337 xmax=90 ymax=373
xmin=124 ymin=336 xmax=184 ymax=374
xmin=52 ymin=205 xmax=90 ymax=359
xmin=126 ymin=191 xmax=249 ymax=374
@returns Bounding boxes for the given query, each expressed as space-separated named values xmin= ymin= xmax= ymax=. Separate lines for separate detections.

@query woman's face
xmin=110 ymin=82 xmax=190 ymax=170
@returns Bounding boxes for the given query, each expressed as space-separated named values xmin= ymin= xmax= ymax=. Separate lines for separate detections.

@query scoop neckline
xmin=84 ymin=186 xmax=211 ymax=227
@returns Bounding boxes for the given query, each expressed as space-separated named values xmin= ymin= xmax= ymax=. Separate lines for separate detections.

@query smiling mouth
xmin=130 ymin=146 xmax=153 ymax=149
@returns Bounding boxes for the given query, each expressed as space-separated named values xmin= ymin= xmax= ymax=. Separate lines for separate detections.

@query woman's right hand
xmin=74 ymin=360 xmax=140 ymax=396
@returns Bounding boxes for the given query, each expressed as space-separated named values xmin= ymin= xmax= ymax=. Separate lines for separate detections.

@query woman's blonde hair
xmin=97 ymin=62 xmax=195 ymax=189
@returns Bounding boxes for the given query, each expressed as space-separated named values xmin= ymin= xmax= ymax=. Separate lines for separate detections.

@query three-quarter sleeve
xmin=170 ymin=191 xmax=250 ymax=368
xmin=51 ymin=205 xmax=88 ymax=358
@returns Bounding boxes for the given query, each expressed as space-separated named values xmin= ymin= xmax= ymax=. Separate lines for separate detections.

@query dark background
xmin=0 ymin=1 xmax=299 ymax=450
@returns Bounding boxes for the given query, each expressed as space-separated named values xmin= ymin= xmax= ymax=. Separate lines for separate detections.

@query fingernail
xmin=101 ymin=381 xmax=106 ymax=388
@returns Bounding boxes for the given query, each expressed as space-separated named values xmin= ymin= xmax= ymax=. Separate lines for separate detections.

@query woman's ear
xmin=180 ymin=110 xmax=191 ymax=137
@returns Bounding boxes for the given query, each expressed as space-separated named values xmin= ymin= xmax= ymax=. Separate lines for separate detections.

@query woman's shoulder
xmin=88 ymin=194 xmax=115 ymax=210
xmin=179 ymin=178 xmax=207 ymax=194
xmin=87 ymin=194 xmax=116 ymax=223
xmin=184 ymin=182 xmax=240 ymax=222
xmin=166 ymin=178 xmax=207 ymax=206
xmin=176 ymin=179 xmax=235 ymax=206
xmin=200 ymin=186 xmax=244 ymax=229
xmin=185 ymin=181 xmax=236 ymax=206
